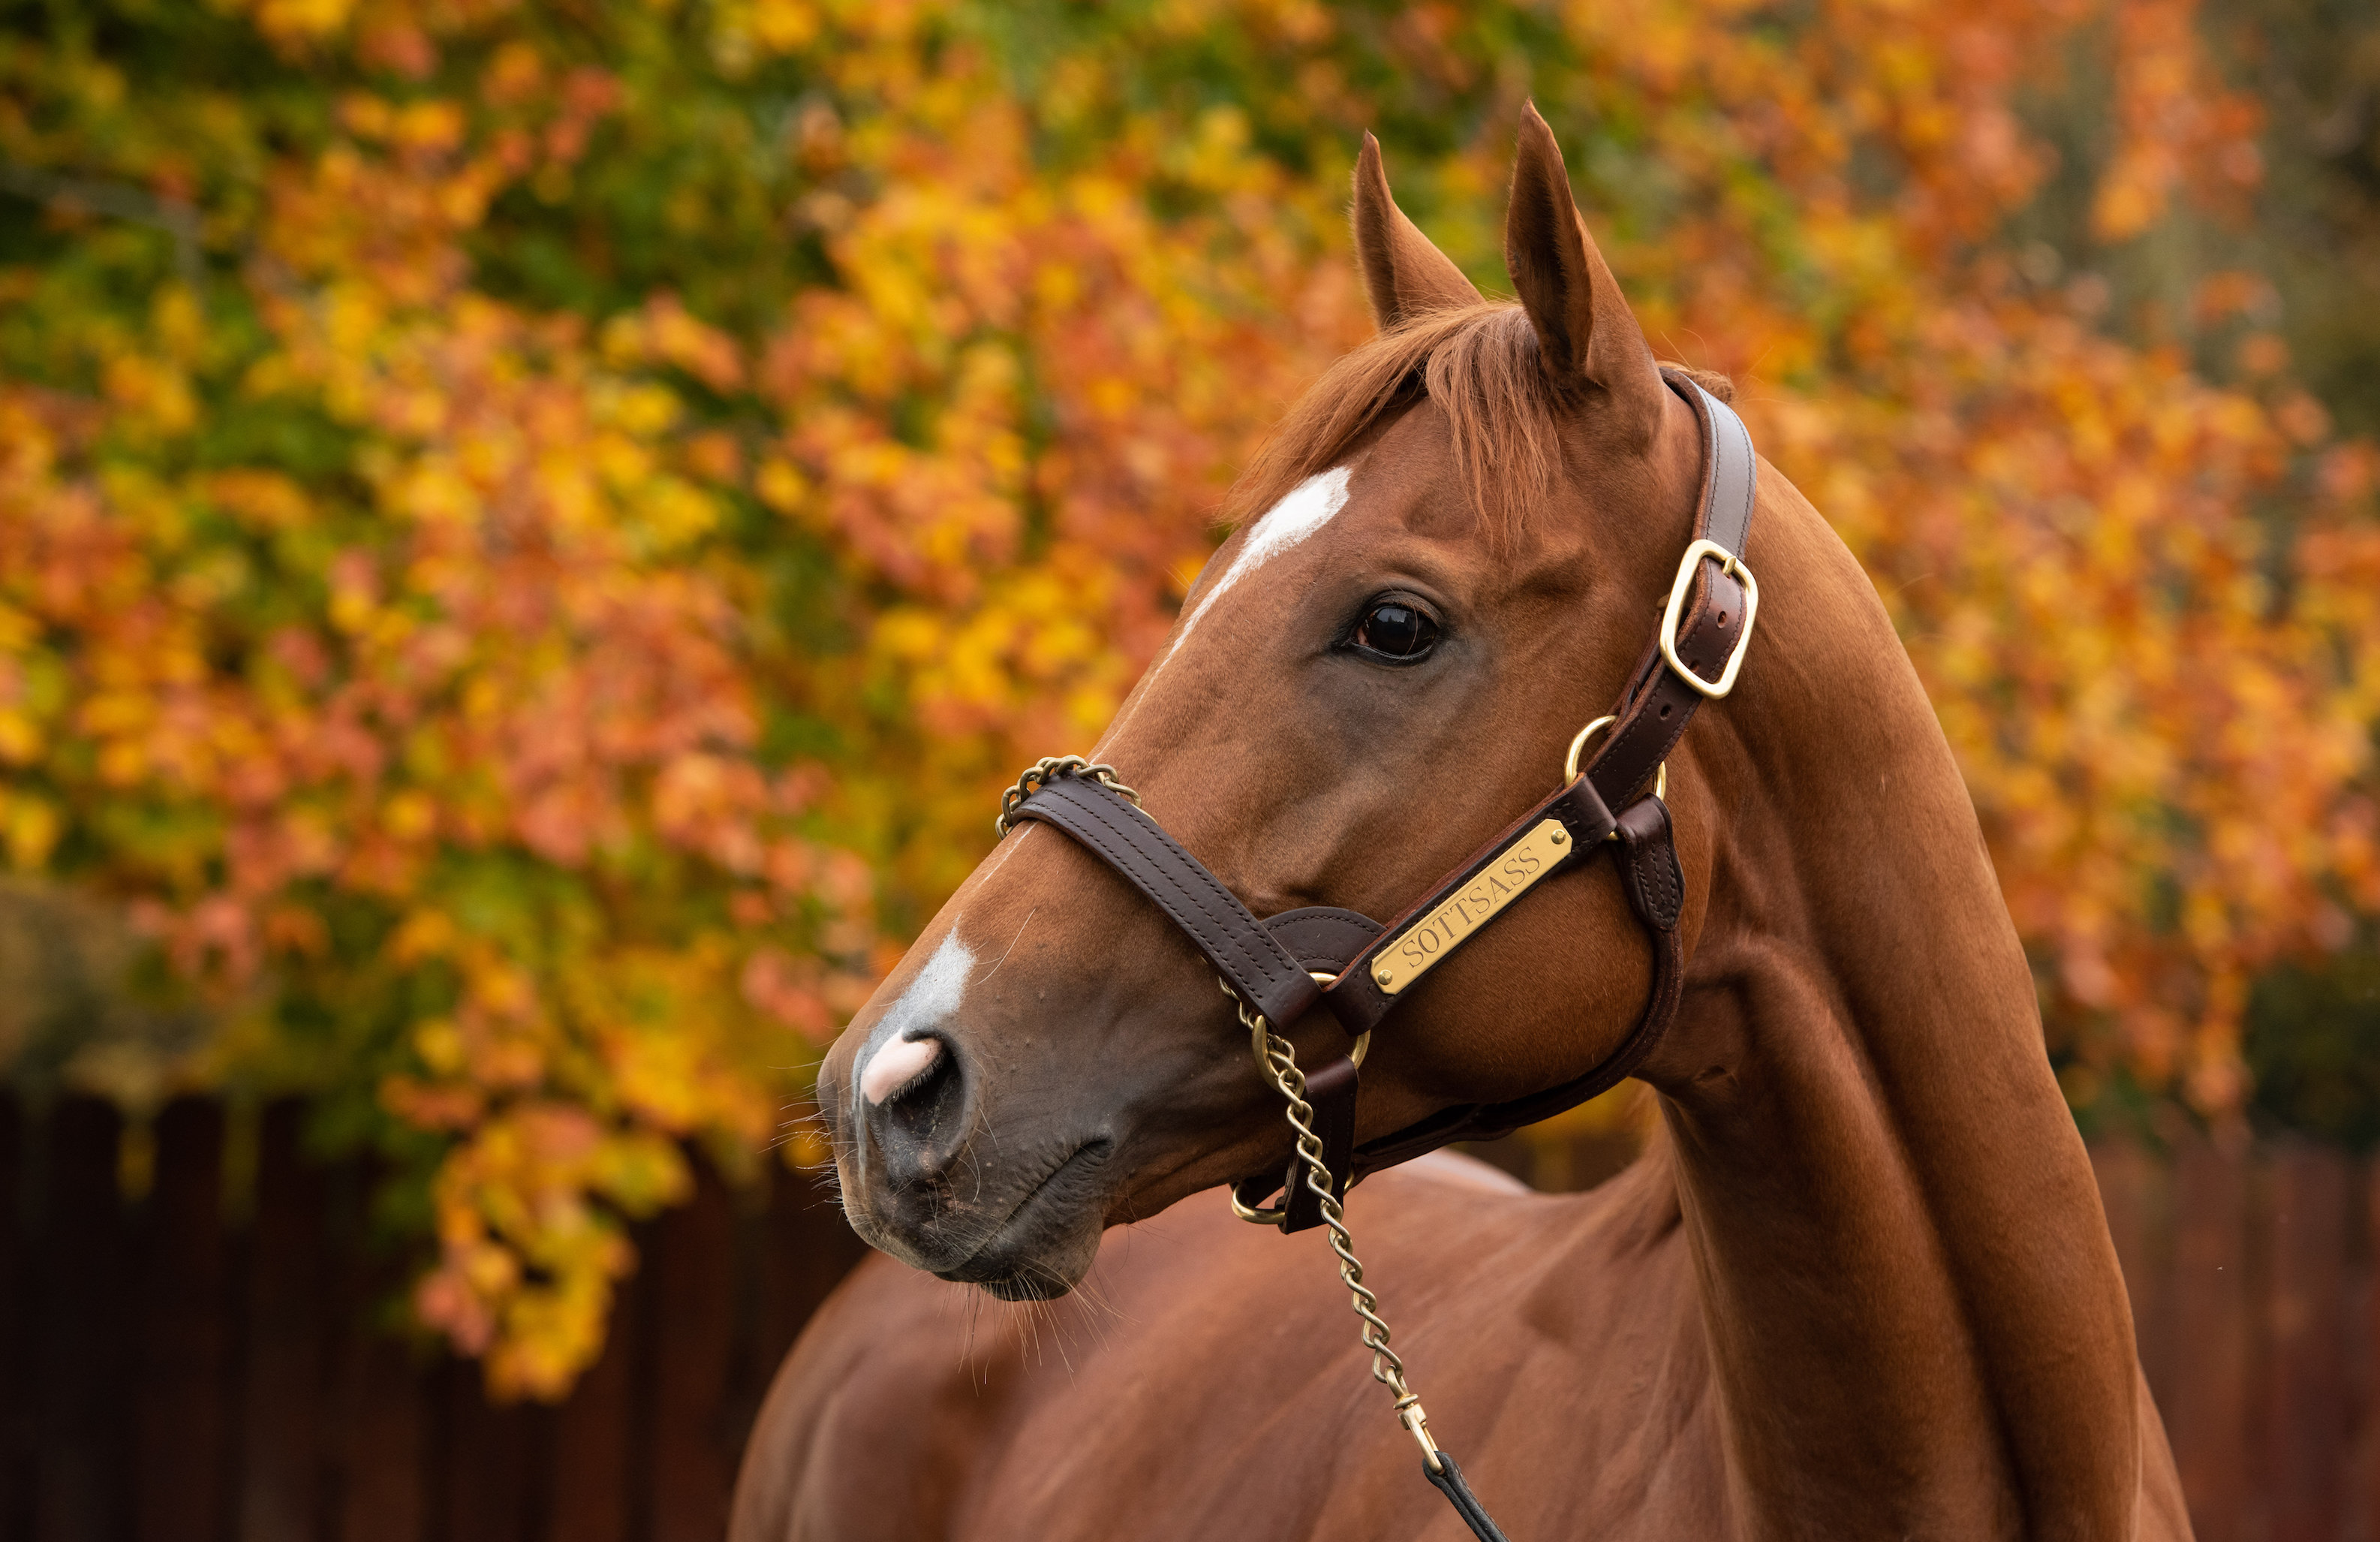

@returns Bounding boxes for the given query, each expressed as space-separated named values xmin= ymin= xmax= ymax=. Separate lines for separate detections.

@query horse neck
xmin=1640 ymin=484 xmax=2141 ymax=1537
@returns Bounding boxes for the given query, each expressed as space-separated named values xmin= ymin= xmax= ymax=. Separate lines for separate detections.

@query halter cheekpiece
xmin=993 ymin=369 xmax=1759 ymax=1542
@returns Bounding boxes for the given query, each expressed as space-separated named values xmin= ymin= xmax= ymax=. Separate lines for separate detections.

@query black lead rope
xmin=1425 ymin=1452 xmax=1513 ymax=1542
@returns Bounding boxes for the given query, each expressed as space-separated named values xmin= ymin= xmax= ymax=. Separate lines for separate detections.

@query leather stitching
xmin=1616 ymin=803 xmax=1683 ymax=930
xmin=1265 ymin=912 xmax=1380 ymax=944
xmin=1632 ymin=845 xmax=1680 ymax=929
xmin=1596 ymin=692 xmax=1677 ymax=801
xmin=1715 ymin=402 xmax=1755 ymax=549
xmin=1042 ymin=790 xmax=1271 ymax=974
xmin=1334 ymin=791 xmax=1590 ymax=979
xmin=1017 ymin=782 xmax=1310 ymax=1017
xmin=1030 ymin=792 xmax=1283 ymax=987
xmin=1265 ymin=911 xmax=1383 ymax=973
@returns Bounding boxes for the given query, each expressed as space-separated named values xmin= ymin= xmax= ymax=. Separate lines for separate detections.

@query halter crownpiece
xmin=994 ymin=369 xmax=1759 ymax=1542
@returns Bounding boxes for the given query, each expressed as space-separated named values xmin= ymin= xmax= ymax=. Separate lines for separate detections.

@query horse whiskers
xmin=1063 ymin=1257 xmax=1129 ymax=1331
xmin=937 ymin=1275 xmax=1000 ymax=1394
xmin=1033 ymin=1280 xmax=1079 ymax=1375
xmin=958 ymin=1140 xmax=988 ymax=1208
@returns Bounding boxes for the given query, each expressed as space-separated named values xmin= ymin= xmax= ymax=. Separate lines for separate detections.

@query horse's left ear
xmin=1505 ymin=103 xmax=1667 ymax=432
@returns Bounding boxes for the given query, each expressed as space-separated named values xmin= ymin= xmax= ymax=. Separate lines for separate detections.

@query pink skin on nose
xmin=861 ymin=1035 xmax=943 ymax=1105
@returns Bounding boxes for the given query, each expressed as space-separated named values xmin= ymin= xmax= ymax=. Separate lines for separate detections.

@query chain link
xmin=1229 ymin=990 xmax=1446 ymax=1472
xmin=994 ymin=755 xmax=1142 ymax=838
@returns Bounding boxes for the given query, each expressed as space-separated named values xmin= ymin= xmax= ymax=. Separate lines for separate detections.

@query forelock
xmin=1226 ymin=301 xmax=1734 ymax=548
xmin=1227 ymin=303 xmax=1560 ymax=547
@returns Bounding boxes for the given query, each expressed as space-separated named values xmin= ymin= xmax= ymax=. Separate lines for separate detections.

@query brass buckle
xmin=1564 ymin=715 xmax=1667 ymax=820
xmin=1657 ymin=538 xmax=1759 ymax=699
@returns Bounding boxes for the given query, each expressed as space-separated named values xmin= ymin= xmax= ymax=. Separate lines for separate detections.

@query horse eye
xmin=1351 ymin=600 xmax=1440 ymax=661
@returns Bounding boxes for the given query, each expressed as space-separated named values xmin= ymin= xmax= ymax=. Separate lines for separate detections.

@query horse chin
xmin=970 ymin=1260 xmax=1088 ymax=1303
xmin=842 ymin=1134 xmax=1112 ymax=1300
xmin=931 ymin=1138 xmax=1111 ymax=1299
xmin=928 ymin=1206 xmax=1103 ymax=1301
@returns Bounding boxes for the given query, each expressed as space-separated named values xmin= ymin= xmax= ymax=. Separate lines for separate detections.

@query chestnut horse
xmin=733 ymin=108 xmax=2191 ymax=1540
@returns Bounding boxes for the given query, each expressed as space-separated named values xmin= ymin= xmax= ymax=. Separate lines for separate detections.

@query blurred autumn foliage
xmin=4 ymin=0 xmax=2378 ymax=1393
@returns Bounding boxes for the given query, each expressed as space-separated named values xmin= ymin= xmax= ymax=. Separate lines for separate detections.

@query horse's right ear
xmin=1352 ymin=133 xmax=1482 ymax=330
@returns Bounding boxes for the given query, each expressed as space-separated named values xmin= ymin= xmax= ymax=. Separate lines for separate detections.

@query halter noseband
xmin=1000 ymin=369 xmax=1757 ymax=1225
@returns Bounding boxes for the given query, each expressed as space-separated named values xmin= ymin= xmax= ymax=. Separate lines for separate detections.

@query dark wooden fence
xmin=2090 ymin=1135 xmax=2380 ymax=1541
xmin=0 ymin=1095 xmax=865 ymax=1542
xmin=2 ymin=1093 xmax=2374 ymax=1540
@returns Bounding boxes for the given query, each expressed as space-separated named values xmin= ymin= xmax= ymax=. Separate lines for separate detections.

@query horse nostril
xmin=862 ymin=1034 xmax=943 ymax=1106
xmin=863 ymin=1033 xmax=968 ymax=1170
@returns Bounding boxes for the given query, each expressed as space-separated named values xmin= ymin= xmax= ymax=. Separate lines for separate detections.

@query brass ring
xmin=1223 ymin=977 xmax=1369 ymax=1228
xmin=1238 ymin=973 xmax=1368 ymax=1077
xmin=1563 ymin=715 xmax=1668 ymax=804
xmin=1229 ymin=1185 xmax=1287 ymax=1225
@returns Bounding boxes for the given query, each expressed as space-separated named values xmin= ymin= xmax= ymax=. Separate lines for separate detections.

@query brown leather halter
xmin=1002 ymin=371 xmax=1756 ymax=1215
xmin=994 ymin=370 xmax=1758 ymax=1541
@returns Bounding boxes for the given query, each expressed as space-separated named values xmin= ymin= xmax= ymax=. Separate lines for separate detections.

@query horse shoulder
xmin=731 ymin=1251 xmax=1005 ymax=1542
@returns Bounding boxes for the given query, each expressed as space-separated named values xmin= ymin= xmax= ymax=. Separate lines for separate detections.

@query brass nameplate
xmin=1371 ymin=819 xmax=1571 ymax=995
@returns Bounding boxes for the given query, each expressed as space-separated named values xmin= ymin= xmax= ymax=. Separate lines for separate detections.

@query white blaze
xmin=1169 ymin=465 xmax=1352 ymax=656
xmin=1094 ymin=465 xmax=1355 ymax=752
xmin=856 ymin=929 xmax=975 ymax=1106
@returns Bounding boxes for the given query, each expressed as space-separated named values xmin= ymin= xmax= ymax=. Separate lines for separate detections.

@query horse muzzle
xmin=823 ymin=1029 xmax=1115 ymax=1299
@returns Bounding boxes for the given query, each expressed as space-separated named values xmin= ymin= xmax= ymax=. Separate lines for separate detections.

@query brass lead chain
xmin=1232 ymin=995 xmax=1446 ymax=1473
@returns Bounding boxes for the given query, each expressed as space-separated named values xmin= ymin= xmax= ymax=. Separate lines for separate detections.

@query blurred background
xmin=5 ymin=0 xmax=2380 ymax=1537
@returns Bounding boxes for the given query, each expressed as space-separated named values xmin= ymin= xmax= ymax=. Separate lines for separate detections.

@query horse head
xmin=818 ymin=107 xmax=1727 ymax=1299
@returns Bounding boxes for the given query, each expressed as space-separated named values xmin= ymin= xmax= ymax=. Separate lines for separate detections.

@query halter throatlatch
xmin=995 ymin=372 xmax=1759 ymax=1542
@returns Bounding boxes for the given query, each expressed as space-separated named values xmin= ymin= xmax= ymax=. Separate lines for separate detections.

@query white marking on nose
xmin=861 ymin=1035 xmax=942 ymax=1105
xmin=853 ymin=929 xmax=976 ymax=1107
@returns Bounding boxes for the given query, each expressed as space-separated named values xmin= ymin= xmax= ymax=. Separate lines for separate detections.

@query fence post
xmin=238 ymin=1100 xmax=329 ymax=1542
xmin=2267 ymin=1143 xmax=2351 ymax=1542
xmin=441 ymin=1360 xmax=543 ymax=1542
xmin=329 ymin=1330 xmax=427 ymax=1542
xmin=549 ymin=1257 xmax=639 ymax=1542
xmin=2168 ymin=1133 xmax=2251 ymax=1542
xmin=323 ymin=1159 xmax=429 ymax=1542
xmin=650 ymin=1158 xmax=736 ymax=1542
xmin=2361 ymin=1158 xmax=2380 ymax=1542
xmin=2093 ymin=1138 xmax=2171 ymax=1405
xmin=34 ymin=1098 xmax=134 ymax=1542
xmin=0 ymin=1092 xmax=25 ymax=1542
xmin=135 ymin=1098 xmax=231 ymax=1542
